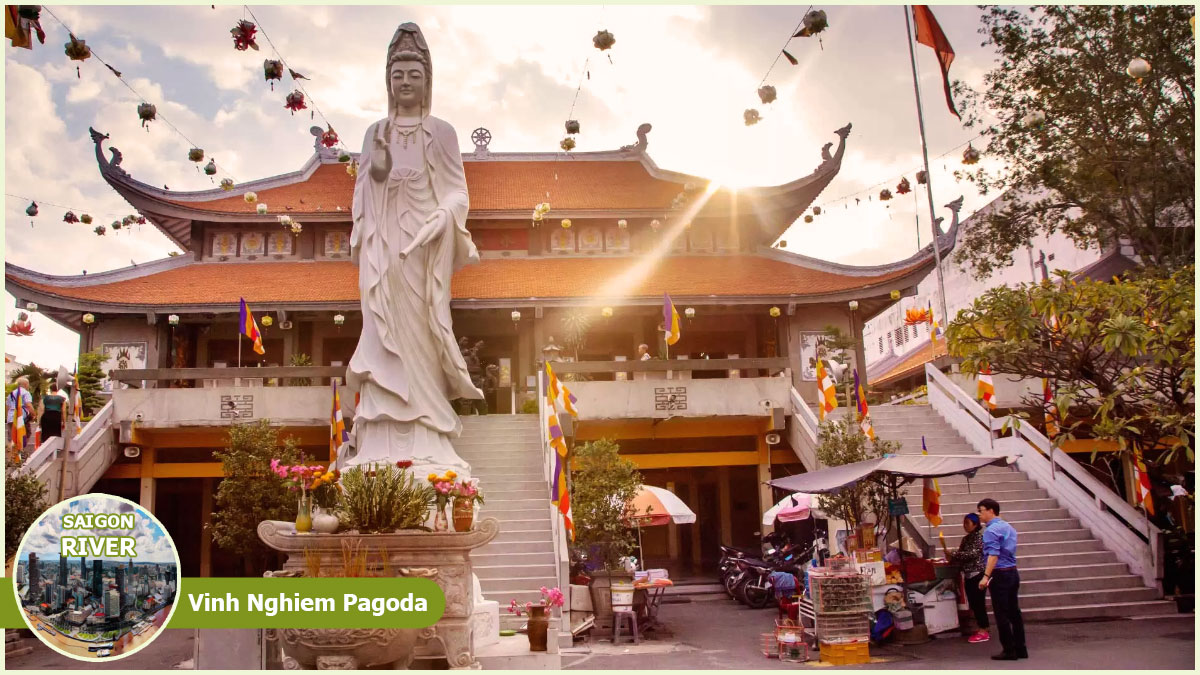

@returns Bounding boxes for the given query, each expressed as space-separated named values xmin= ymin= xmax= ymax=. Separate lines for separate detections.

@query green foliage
xmin=287 ymin=353 xmax=314 ymax=386
xmin=814 ymin=418 xmax=898 ymax=529
xmin=210 ymin=420 xmax=302 ymax=567
xmin=946 ymin=266 xmax=1195 ymax=467
xmin=75 ymin=351 xmax=106 ymax=417
xmin=337 ymin=464 xmax=433 ymax=533
xmin=952 ymin=5 xmax=1194 ymax=278
xmin=5 ymin=463 xmax=48 ymax=562
xmin=11 ymin=363 xmax=54 ymax=402
xmin=569 ymin=438 xmax=643 ymax=570
xmin=519 ymin=398 xmax=541 ymax=414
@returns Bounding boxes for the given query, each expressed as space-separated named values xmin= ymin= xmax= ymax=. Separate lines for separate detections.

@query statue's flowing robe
xmin=348 ymin=116 xmax=482 ymax=463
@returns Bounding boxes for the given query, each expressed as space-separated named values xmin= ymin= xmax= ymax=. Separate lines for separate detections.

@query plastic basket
xmin=815 ymin=614 xmax=871 ymax=642
xmin=819 ymin=639 xmax=870 ymax=666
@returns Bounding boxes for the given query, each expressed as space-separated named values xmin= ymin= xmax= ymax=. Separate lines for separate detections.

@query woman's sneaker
xmin=968 ymin=630 xmax=990 ymax=643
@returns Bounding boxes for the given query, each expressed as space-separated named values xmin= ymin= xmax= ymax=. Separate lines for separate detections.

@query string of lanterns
xmin=744 ymin=6 xmax=826 ymax=127
xmin=6 ymin=192 xmax=152 ymax=236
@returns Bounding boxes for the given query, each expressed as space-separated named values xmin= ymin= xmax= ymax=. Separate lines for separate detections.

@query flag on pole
xmin=72 ymin=384 xmax=83 ymax=435
xmin=10 ymin=387 xmax=27 ymax=455
xmin=544 ymin=362 xmax=579 ymax=418
xmin=663 ymin=293 xmax=681 ymax=346
xmin=816 ymin=359 xmax=838 ymax=421
xmin=330 ymin=381 xmax=348 ymax=466
xmin=922 ymin=436 xmax=943 ymax=526
xmin=239 ymin=298 xmax=266 ymax=355
xmin=853 ymin=369 xmax=875 ymax=441
xmin=977 ymin=367 xmax=996 ymax=410
xmin=928 ymin=299 xmax=941 ymax=343
xmin=546 ymin=399 xmax=575 ymax=540
xmin=1131 ymin=443 xmax=1154 ymax=517
xmin=911 ymin=5 xmax=961 ymax=120
xmin=1042 ymin=378 xmax=1059 ymax=439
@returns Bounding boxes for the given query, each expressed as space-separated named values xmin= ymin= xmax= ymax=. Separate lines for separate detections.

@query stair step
xmin=474 ymin=552 xmax=558 ymax=567
xmin=931 ymin=479 xmax=1040 ymax=495
xmin=905 ymin=488 xmax=1048 ymax=503
xmin=911 ymin=497 xmax=1061 ymax=511
xmin=1017 ymin=562 xmax=1132 ymax=581
xmin=478 ymin=507 xmax=551 ymax=521
xmin=911 ymin=507 xmax=1070 ymax=524
xmin=942 ymin=528 xmax=1092 ymax=546
xmin=1017 ymin=599 xmax=1178 ymax=622
xmin=476 ymin=564 xmax=559 ymax=579
xmin=479 ymin=576 xmax=561 ymax=592
xmin=493 ymin=527 xmax=555 ymax=543
xmin=483 ymin=589 xmax=556 ymax=605
xmin=986 ymin=587 xmax=1161 ymax=610
xmin=1018 ymin=550 xmax=1119 ymax=567
xmin=474 ymin=480 xmax=547 ymax=491
xmin=1014 ymin=575 xmax=1145 ymax=594
xmin=480 ymin=492 xmax=549 ymax=503
xmin=478 ymin=540 xmax=556 ymax=555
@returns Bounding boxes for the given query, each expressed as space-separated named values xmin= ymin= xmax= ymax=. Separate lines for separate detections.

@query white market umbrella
xmin=762 ymin=492 xmax=825 ymax=526
xmin=626 ymin=485 xmax=696 ymax=571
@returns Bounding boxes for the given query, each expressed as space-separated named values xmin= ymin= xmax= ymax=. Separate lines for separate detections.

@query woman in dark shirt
xmin=38 ymin=382 xmax=67 ymax=440
xmin=943 ymin=513 xmax=990 ymax=643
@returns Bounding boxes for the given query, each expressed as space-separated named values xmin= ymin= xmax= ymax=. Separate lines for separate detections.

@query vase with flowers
xmin=452 ymin=479 xmax=484 ymax=532
xmin=426 ymin=470 xmax=458 ymax=531
xmin=508 ymin=587 xmax=565 ymax=651
xmin=271 ymin=459 xmax=337 ymax=534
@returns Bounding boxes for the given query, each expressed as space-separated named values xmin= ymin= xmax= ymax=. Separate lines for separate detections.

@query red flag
xmin=912 ymin=5 xmax=961 ymax=120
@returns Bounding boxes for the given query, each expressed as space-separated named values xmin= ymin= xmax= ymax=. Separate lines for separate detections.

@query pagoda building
xmin=7 ymin=122 xmax=961 ymax=576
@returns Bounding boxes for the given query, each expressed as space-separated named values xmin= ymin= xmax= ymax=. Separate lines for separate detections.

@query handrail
xmin=537 ymin=369 xmax=571 ymax=639
xmin=550 ymin=357 xmax=789 ymax=374
xmin=19 ymin=401 xmax=114 ymax=478
xmin=926 ymin=365 xmax=1001 ymax=434
xmin=111 ymin=366 xmax=345 ymax=382
xmin=787 ymin=387 xmax=820 ymax=472
xmin=924 ymin=362 xmax=1163 ymax=590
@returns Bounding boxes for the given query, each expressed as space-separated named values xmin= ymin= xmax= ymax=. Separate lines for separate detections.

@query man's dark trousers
xmin=989 ymin=568 xmax=1026 ymax=656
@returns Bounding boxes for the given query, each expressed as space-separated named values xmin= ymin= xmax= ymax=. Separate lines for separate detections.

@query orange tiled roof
xmin=166 ymin=161 xmax=688 ymax=215
xmin=8 ymin=256 xmax=921 ymax=308
xmin=870 ymin=339 xmax=949 ymax=388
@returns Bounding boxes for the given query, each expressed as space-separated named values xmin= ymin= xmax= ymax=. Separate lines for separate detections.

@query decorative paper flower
xmin=797 ymin=9 xmax=829 ymax=37
xmin=64 ymin=35 xmax=91 ymax=78
xmin=896 ymin=177 xmax=911 ymax=195
xmin=320 ymin=125 xmax=339 ymax=148
xmin=231 ymin=20 xmax=259 ymax=51
xmin=592 ymin=29 xmax=615 ymax=51
xmin=905 ymin=308 xmax=933 ymax=326
xmin=63 ymin=211 xmax=78 ymax=224
xmin=916 ymin=170 xmax=928 ymax=185
xmin=285 ymin=90 xmax=307 ymax=115
xmin=220 ymin=178 xmax=235 ymax=191
xmin=879 ymin=189 xmax=893 ymax=201
xmin=244 ymin=192 xmax=258 ymax=204
xmin=743 ymin=108 xmax=761 ymax=126
xmin=559 ymin=136 xmax=576 ymax=152
xmin=561 ymin=219 xmax=572 ymax=229
xmin=136 ymin=215 xmax=147 ymax=225
xmin=8 ymin=315 xmax=35 ymax=337
xmin=757 ymin=85 xmax=777 ymax=105
xmin=204 ymin=159 xmax=217 ymax=176
xmin=346 ymin=160 xmax=358 ymax=178
xmin=80 ymin=214 xmax=92 ymax=224
xmin=263 ymin=59 xmax=284 ymax=89
xmin=94 ymin=225 xmax=106 ymax=236
xmin=290 ymin=221 xmax=303 ymax=235
xmin=769 ymin=306 xmax=781 ymax=318
xmin=137 ymin=102 xmax=157 ymax=128
xmin=565 ymin=119 xmax=580 ymax=135
xmin=188 ymin=148 xmax=205 ymax=162
xmin=962 ymin=144 xmax=980 ymax=165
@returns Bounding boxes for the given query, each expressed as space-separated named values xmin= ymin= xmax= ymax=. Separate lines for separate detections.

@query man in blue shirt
xmin=978 ymin=498 xmax=1026 ymax=660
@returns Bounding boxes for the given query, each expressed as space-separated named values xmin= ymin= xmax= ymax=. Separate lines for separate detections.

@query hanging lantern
xmin=812 ymin=206 xmax=821 ymax=216
xmin=565 ymin=119 xmax=580 ymax=135
xmin=122 ymin=215 xmax=135 ymax=227
xmin=204 ymin=159 xmax=217 ymax=176
xmin=80 ymin=213 xmax=93 ymax=224
xmin=743 ymin=108 xmax=762 ymax=126
xmin=617 ymin=219 xmax=628 ymax=229
xmin=260 ymin=315 xmax=273 ymax=327
xmin=1021 ymin=110 xmax=1046 ymax=128
xmin=601 ymin=307 xmax=613 ymax=318
xmin=757 ymin=85 xmax=777 ymax=105
xmin=231 ymin=20 xmax=259 ymax=51
xmin=137 ymin=102 xmax=157 ymax=128
xmin=592 ymin=29 xmax=616 ymax=51
xmin=896 ymin=177 xmax=912 ymax=195
xmin=168 ymin=314 xmax=180 ymax=326
xmin=290 ymin=221 xmax=303 ymax=235
xmin=25 ymin=202 xmax=38 ymax=217
xmin=346 ymin=159 xmax=359 ymax=178
xmin=244 ymin=192 xmax=258 ymax=204
xmin=188 ymin=148 xmax=205 ymax=162
xmin=684 ymin=307 xmax=696 ymax=320
xmin=94 ymin=225 xmax=106 ymax=236
xmin=136 ymin=215 xmax=147 ymax=225
xmin=797 ymin=9 xmax=829 ymax=37
xmin=916 ymin=170 xmax=928 ymax=185
xmin=7 ymin=312 xmax=34 ymax=337
xmin=879 ymin=189 xmax=893 ymax=201
xmin=284 ymin=90 xmax=307 ymax=115
xmin=63 ymin=211 xmax=78 ymax=224
xmin=531 ymin=210 xmax=544 ymax=224
xmin=257 ymin=203 xmax=269 ymax=215
xmin=890 ymin=290 xmax=901 ymax=300
xmin=320 ymin=125 xmax=339 ymax=148
xmin=263 ymin=59 xmax=284 ymax=89
xmin=111 ymin=219 xmax=123 ymax=231
xmin=337 ymin=152 xmax=351 ymax=163
xmin=962 ymin=144 xmax=981 ymax=165
xmin=1126 ymin=57 xmax=1151 ymax=82
xmin=769 ymin=306 xmax=781 ymax=318
xmin=511 ymin=310 xmax=521 ymax=323
xmin=561 ymin=219 xmax=572 ymax=229
xmin=559 ymin=137 xmax=576 ymax=152
xmin=848 ymin=300 xmax=859 ymax=311
xmin=333 ymin=314 xmax=345 ymax=326
xmin=82 ymin=313 xmax=95 ymax=325
xmin=64 ymin=34 xmax=91 ymax=78
xmin=216 ymin=178 xmax=233 ymax=192
xmin=25 ymin=302 xmax=38 ymax=312
xmin=650 ymin=219 xmax=661 ymax=231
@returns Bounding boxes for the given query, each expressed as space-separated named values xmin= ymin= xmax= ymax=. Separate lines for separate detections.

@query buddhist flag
xmin=977 ymin=367 xmax=996 ymax=410
xmin=816 ymin=359 xmax=837 ymax=421
xmin=330 ymin=381 xmax=348 ymax=465
xmin=911 ymin=5 xmax=961 ymax=120
xmin=544 ymin=362 xmax=579 ymax=418
xmin=10 ymin=387 xmax=27 ymax=454
xmin=72 ymin=384 xmax=83 ymax=435
xmin=1132 ymin=443 xmax=1154 ymax=517
xmin=546 ymin=399 xmax=575 ymax=540
xmin=239 ymin=298 xmax=266 ymax=355
xmin=663 ymin=293 xmax=681 ymax=346
xmin=922 ymin=437 xmax=943 ymax=526
xmin=928 ymin=299 xmax=940 ymax=343
xmin=853 ymin=369 xmax=875 ymax=441
xmin=1042 ymin=378 xmax=1059 ymax=440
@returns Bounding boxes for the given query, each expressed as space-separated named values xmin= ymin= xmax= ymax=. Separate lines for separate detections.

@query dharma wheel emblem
xmin=471 ymin=128 xmax=492 ymax=152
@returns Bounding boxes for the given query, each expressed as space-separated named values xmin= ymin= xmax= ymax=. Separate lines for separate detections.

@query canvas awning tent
xmin=767 ymin=454 xmax=1016 ymax=495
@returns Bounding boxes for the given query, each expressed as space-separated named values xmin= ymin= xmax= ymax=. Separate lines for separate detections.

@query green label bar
xmin=1 ymin=578 xmax=445 ymax=629
xmin=1 ymin=580 xmax=22 ymax=628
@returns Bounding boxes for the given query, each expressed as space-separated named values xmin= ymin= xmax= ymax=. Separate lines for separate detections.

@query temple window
xmin=322 ymin=229 xmax=351 ymax=258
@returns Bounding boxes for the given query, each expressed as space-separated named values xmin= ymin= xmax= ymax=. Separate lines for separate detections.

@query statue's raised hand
xmin=368 ymin=123 xmax=392 ymax=182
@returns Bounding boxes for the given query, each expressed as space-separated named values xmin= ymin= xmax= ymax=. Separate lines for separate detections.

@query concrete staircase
xmin=867 ymin=404 xmax=1175 ymax=621
xmin=454 ymin=415 xmax=560 ymax=630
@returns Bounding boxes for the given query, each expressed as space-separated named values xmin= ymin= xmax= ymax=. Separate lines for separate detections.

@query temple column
xmin=200 ymin=478 xmax=214 ymax=577
xmin=139 ymin=447 xmax=156 ymax=512
xmin=666 ymin=480 xmax=679 ymax=561
xmin=718 ymin=466 xmax=732 ymax=547
xmin=756 ymin=435 xmax=773 ymax=535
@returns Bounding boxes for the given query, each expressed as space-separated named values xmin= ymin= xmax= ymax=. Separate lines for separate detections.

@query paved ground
xmin=563 ymin=596 xmax=1197 ymax=670
xmin=7 ymin=628 xmax=193 ymax=670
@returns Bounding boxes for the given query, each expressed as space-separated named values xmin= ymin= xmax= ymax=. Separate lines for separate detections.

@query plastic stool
xmin=612 ymin=609 xmax=640 ymax=644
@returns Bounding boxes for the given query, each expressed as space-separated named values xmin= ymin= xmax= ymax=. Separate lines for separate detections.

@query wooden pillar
xmin=139 ymin=447 xmax=156 ymax=512
xmin=718 ymin=466 xmax=732 ymax=547
xmin=666 ymin=480 xmax=679 ymax=561
xmin=689 ymin=479 xmax=702 ymax=567
xmin=200 ymin=478 xmax=214 ymax=577
xmin=756 ymin=434 xmax=774 ymax=535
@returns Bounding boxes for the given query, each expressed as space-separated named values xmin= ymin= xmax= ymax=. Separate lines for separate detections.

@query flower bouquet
xmin=427 ymin=470 xmax=458 ymax=531
xmin=271 ymin=459 xmax=336 ymax=533
xmin=451 ymin=479 xmax=483 ymax=532
xmin=509 ymin=587 xmax=565 ymax=652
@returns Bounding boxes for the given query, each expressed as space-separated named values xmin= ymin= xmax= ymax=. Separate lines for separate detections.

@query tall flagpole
xmin=903 ymin=5 xmax=950 ymax=326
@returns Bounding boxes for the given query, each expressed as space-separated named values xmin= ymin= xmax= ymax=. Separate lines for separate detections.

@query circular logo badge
xmin=12 ymin=494 xmax=181 ymax=662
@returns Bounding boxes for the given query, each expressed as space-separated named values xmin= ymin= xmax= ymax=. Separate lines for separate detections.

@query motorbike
xmin=718 ymin=532 xmax=788 ymax=598
xmin=731 ymin=540 xmax=812 ymax=609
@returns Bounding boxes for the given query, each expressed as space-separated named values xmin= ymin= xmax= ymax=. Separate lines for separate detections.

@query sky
xmin=18 ymin=495 xmax=177 ymax=564
xmin=4 ymin=3 xmax=1009 ymax=370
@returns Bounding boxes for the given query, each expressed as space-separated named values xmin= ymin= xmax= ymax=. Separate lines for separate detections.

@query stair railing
xmin=787 ymin=386 xmax=821 ymax=472
xmin=925 ymin=363 xmax=1164 ymax=591
xmin=536 ymin=370 xmax=571 ymax=641
xmin=19 ymin=401 xmax=116 ymax=497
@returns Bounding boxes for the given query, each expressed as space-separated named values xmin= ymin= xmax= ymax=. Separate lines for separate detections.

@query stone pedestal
xmin=258 ymin=518 xmax=499 ymax=669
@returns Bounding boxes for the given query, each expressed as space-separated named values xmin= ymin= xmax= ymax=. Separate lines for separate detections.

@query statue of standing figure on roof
xmin=343 ymin=22 xmax=483 ymax=481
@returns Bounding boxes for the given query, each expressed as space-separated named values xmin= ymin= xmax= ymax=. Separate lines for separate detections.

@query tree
xmin=75 ymin=351 xmax=106 ymax=417
xmin=952 ymin=5 xmax=1194 ymax=278
xmin=11 ymin=363 xmax=54 ymax=402
xmin=945 ymin=266 xmax=1194 ymax=470
xmin=814 ymin=418 xmax=898 ymax=530
xmin=569 ymin=438 xmax=643 ymax=571
xmin=5 ymin=463 xmax=48 ymax=563
xmin=209 ymin=420 xmax=302 ymax=576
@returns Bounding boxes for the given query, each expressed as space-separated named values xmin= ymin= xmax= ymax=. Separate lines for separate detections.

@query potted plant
xmin=270 ymin=459 xmax=335 ymax=533
xmin=569 ymin=439 xmax=642 ymax=631
xmin=452 ymin=479 xmax=483 ymax=532
xmin=508 ymin=587 xmax=565 ymax=652
xmin=426 ymin=470 xmax=458 ymax=531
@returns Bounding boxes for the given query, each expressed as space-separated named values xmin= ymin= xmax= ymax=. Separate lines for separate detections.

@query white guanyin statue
xmin=341 ymin=22 xmax=483 ymax=484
